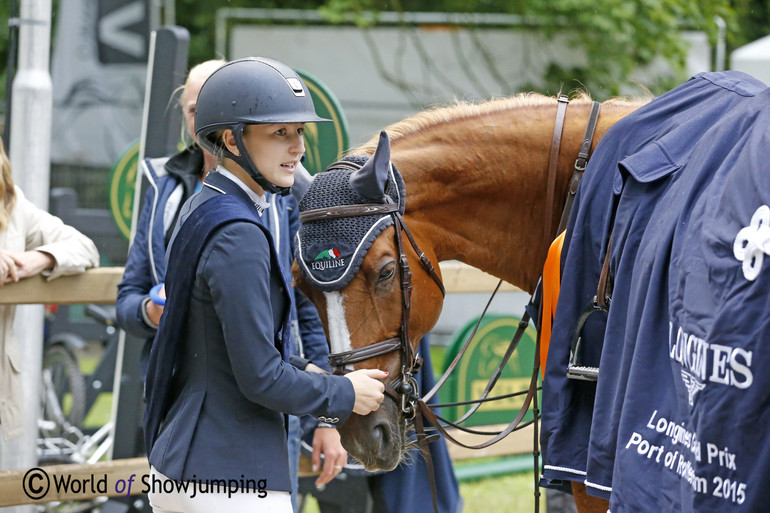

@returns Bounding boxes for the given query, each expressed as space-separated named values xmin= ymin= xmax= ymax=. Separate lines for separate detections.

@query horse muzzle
xmin=338 ymin=398 xmax=405 ymax=471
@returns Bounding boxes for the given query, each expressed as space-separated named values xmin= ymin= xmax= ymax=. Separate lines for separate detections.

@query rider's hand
xmin=145 ymin=284 xmax=166 ymax=326
xmin=306 ymin=362 xmax=329 ymax=374
xmin=345 ymin=369 xmax=387 ymax=415
xmin=311 ymin=427 xmax=347 ymax=487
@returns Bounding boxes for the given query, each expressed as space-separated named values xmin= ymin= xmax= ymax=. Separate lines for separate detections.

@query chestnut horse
xmin=293 ymin=94 xmax=646 ymax=512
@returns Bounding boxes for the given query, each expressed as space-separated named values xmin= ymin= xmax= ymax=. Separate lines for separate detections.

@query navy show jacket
xmin=144 ymin=172 xmax=355 ymax=492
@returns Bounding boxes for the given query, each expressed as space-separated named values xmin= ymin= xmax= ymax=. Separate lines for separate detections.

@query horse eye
xmin=378 ymin=264 xmax=395 ymax=282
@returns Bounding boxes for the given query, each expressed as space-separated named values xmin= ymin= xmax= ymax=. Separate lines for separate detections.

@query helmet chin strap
xmin=225 ymin=124 xmax=291 ymax=196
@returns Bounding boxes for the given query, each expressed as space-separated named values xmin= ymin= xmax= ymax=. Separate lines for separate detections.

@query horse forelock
xmin=349 ymin=92 xmax=646 ymax=157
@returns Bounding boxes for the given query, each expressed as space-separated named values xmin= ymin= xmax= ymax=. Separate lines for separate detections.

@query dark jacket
xmin=144 ymin=172 xmax=355 ymax=491
xmin=116 ymin=147 xmax=203 ymax=340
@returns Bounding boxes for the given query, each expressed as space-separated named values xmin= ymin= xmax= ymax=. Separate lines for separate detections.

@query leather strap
xmin=414 ymin=410 xmax=439 ymax=513
xmin=595 ymin=234 xmax=613 ymax=310
xmin=300 ymin=203 xmax=399 ymax=222
xmin=542 ymin=95 xmax=570 ymax=273
xmin=396 ymin=213 xmax=445 ymax=297
xmin=421 ymin=280 xmax=504 ymax=404
xmin=327 ymin=338 xmax=401 ymax=367
xmin=557 ymin=100 xmax=602 ymax=234
xmin=432 ymin=311 xmax=533 ymax=425
xmin=415 ymin=333 xmax=540 ymax=450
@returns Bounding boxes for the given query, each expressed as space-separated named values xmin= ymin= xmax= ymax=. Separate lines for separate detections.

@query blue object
xmin=149 ymin=283 xmax=166 ymax=306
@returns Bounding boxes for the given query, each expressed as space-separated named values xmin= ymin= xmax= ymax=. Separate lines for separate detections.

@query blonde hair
xmin=0 ymin=138 xmax=16 ymax=231
xmin=178 ymin=59 xmax=227 ymax=147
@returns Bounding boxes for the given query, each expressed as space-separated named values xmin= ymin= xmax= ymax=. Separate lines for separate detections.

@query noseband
xmin=299 ymin=160 xmax=445 ymax=419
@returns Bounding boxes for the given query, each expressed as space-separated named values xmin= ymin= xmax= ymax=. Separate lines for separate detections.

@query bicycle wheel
xmin=42 ymin=344 xmax=87 ymax=429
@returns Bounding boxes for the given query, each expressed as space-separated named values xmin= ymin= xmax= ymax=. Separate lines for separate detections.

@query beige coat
xmin=0 ymin=187 xmax=99 ymax=440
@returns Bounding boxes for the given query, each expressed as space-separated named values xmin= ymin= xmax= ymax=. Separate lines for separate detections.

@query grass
xmin=300 ymin=470 xmax=545 ymax=512
xmin=458 ymin=471 xmax=545 ymax=512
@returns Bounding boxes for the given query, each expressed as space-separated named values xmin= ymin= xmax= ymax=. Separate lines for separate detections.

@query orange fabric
xmin=540 ymin=231 xmax=565 ymax=377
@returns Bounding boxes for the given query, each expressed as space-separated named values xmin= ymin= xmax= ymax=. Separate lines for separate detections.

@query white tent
xmin=731 ymin=35 xmax=770 ymax=86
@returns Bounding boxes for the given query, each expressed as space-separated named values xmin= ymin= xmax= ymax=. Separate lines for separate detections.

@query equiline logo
xmin=315 ymin=248 xmax=341 ymax=260
xmin=311 ymin=248 xmax=346 ymax=272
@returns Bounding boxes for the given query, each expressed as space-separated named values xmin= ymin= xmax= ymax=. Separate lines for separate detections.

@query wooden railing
xmin=0 ymin=263 xmax=520 ymax=305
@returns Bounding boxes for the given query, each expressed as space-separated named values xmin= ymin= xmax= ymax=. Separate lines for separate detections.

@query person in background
xmin=116 ymin=59 xmax=225 ymax=375
xmin=143 ymin=56 xmax=386 ymax=513
xmin=0 ymin=136 xmax=100 ymax=442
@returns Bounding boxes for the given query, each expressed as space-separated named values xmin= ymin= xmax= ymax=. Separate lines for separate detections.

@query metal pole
xmin=1 ymin=3 xmax=52 ymax=513
xmin=714 ymin=16 xmax=726 ymax=72
xmin=3 ymin=0 xmax=20 ymax=149
xmin=164 ymin=0 xmax=175 ymax=26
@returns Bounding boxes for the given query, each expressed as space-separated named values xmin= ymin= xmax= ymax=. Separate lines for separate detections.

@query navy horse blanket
xmin=541 ymin=71 xmax=770 ymax=512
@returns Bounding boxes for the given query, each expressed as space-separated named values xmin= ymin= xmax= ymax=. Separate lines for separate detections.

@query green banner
xmin=108 ymin=140 xmax=140 ymax=240
xmin=441 ymin=314 xmax=540 ymax=427
xmin=297 ymin=69 xmax=349 ymax=175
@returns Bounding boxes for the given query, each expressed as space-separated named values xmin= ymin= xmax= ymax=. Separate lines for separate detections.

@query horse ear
xmin=350 ymin=131 xmax=391 ymax=203
xmin=291 ymin=161 xmax=314 ymax=204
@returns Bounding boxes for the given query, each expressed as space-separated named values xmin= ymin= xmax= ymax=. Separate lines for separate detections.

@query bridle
xmin=299 ymin=160 xmax=446 ymax=419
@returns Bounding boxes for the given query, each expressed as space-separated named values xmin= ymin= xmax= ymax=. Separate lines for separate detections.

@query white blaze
xmin=325 ymin=291 xmax=352 ymax=355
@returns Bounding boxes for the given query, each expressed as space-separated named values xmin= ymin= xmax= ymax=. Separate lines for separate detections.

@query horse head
xmin=293 ymin=131 xmax=444 ymax=470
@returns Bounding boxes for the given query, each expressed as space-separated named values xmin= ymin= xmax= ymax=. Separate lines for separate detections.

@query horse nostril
xmin=373 ymin=423 xmax=390 ymax=452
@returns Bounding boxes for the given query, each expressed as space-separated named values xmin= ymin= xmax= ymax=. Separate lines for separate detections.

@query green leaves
xmin=523 ymin=0 xmax=734 ymax=98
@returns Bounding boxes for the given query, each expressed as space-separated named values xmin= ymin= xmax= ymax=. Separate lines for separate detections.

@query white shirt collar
xmin=213 ymin=166 xmax=270 ymax=216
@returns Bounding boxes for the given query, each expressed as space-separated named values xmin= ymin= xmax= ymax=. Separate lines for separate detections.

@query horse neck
xmin=393 ymin=101 xmax=636 ymax=292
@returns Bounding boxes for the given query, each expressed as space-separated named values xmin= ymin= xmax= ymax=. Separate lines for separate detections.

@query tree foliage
xmin=174 ymin=0 xmax=764 ymax=99
xmin=314 ymin=0 xmax=740 ymax=97
xmin=0 ymin=0 xmax=769 ymax=118
xmin=523 ymin=0 xmax=737 ymax=97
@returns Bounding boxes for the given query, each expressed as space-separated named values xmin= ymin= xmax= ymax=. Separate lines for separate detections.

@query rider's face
xmin=240 ymin=123 xmax=306 ymax=190
xmin=182 ymin=75 xmax=207 ymax=143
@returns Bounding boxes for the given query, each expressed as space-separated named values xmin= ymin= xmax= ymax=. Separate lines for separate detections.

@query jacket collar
xmin=202 ymin=171 xmax=268 ymax=213
xmin=166 ymin=146 xmax=205 ymax=197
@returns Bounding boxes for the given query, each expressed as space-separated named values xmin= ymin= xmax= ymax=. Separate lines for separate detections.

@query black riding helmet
xmin=195 ymin=57 xmax=330 ymax=195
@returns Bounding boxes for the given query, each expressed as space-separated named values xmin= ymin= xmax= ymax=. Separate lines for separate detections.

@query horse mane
xmin=348 ymin=92 xmax=649 ymax=157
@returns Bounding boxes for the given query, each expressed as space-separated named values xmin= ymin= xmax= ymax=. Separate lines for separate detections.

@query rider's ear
xmin=221 ymin=129 xmax=240 ymax=156
xmin=350 ymin=130 xmax=392 ymax=203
